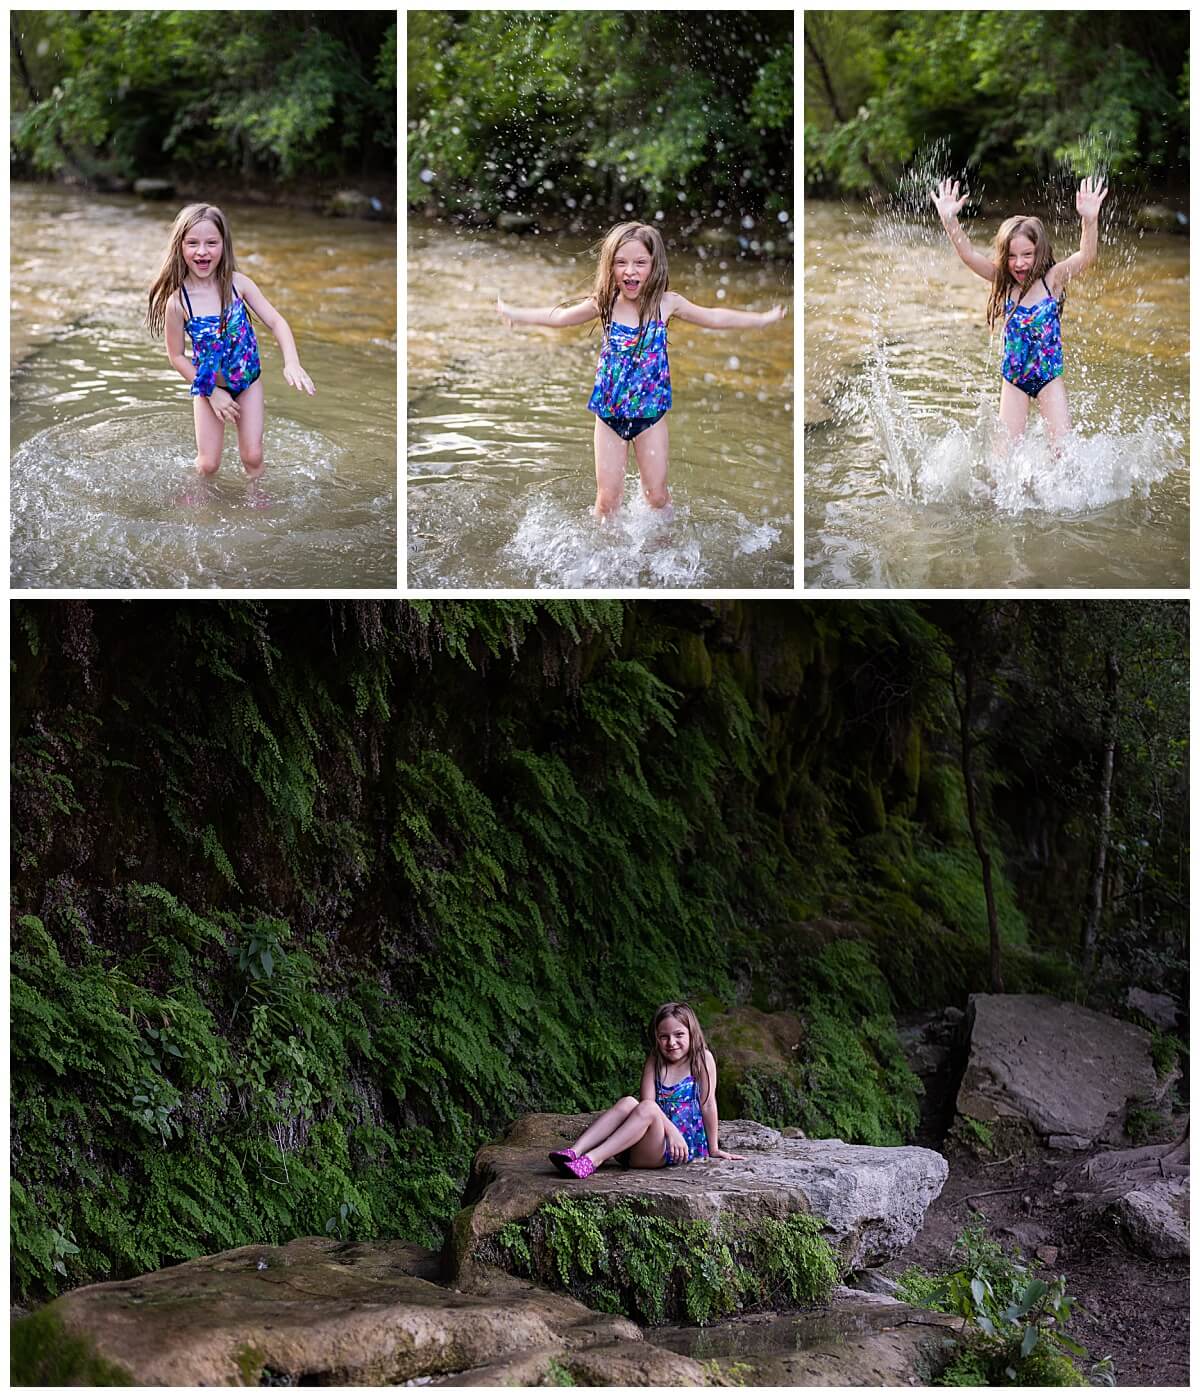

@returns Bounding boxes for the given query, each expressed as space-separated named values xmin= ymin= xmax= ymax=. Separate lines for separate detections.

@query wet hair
xmin=649 ymin=1001 xmax=712 ymax=1105
xmin=590 ymin=221 xmax=670 ymax=354
xmin=986 ymin=215 xmax=1059 ymax=329
xmin=146 ymin=203 xmax=241 ymax=339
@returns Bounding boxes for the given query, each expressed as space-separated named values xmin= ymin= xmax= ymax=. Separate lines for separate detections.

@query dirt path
xmin=886 ymin=1146 xmax=1189 ymax=1386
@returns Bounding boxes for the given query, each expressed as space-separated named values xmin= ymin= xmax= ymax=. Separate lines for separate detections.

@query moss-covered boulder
xmin=450 ymin=1114 xmax=948 ymax=1323
xmin=705 ymin=1005 xmax=807 ymax=1127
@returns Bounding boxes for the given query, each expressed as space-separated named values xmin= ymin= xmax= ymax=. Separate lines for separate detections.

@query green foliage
xmin=732 ymin=1065 xmax=807 ymax=1130
xmin=1150 ymin=1030 xmax=1185 ymax=1081
xmin=805 ymin=11 xmax=1187 ymax=194
xmin=10 ymin=1307 xmax=134 ymax=1385
xmin=407 ymin=12 xmax=793 ymax=224
xmin=11 ymin=11 xmax=395 ymax=184
xmin=898 ymin=1225 xmax=1096 ymax=1387
xmin=494 ymin=1195 xmax=838 ymax=1325
xmin=955 ymin=1116 xmax=995 ymax=1155
xmin=796 ymin=941 xmax=922 ymax=1145
xmin=544 ymin=1358 xmax=577 ymax=1386
xmin=1124 ymin=1107 xmax=1169 ymax=1146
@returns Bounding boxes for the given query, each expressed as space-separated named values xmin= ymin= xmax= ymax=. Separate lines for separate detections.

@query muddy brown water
xmin=11 ymin=184 xmax=397 ymax=589
xmin=804 ymin=200 xmax=1188 ymax=589
xmin=408 ymin=220 xmax=795 ymax=589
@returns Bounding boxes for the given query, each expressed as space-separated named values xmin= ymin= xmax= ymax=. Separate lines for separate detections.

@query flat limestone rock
xmin=957 ymin=994 xmax=1161 ymax=1146
xmin=21 ymin=1236 xmax=654 ymax=1386
xmin=451 ymin=1113 xmax=947 ymax=1287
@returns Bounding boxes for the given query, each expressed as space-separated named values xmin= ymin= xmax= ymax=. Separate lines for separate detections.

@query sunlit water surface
xmin=804 ymin=198 xmax=1188 ymax=588
xmin=408 ymin=220 xmax=794 ymax=588
xmin=11 ymin=185 xmax=396 ymax=588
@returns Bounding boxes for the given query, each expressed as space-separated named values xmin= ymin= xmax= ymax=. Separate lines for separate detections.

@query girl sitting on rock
xmin=550 ymin=1002 xmax=744 ymax=1179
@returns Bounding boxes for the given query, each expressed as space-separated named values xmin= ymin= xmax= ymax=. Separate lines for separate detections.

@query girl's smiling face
xmin=183 ymin=219 xmax=224 ymax=280
xmin=1007 ymin=233 xmax=1037 ymax=282
xmin=615 ymin=238 xmax=652 ymax=302
xmin=657 ymin=1015 xmax=690 ymax=1062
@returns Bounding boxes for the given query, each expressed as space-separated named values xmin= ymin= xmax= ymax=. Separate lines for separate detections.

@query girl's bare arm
xmin=497 ymin=295 xmax=598 ymax=328
xmin=666 ymin=292 xmax=787 ymax=329
xmin=931 ymin=178 xmax=995 ymax=282
xmin=164 ymin=295 xmax=239 ymax=422
xmin=1050 ymin=177 xmax=1109 ymax=292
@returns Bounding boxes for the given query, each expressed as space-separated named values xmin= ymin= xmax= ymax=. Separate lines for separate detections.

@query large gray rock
xmin=956 ymin=994 xmax=1162 ymax=1147
xmin=1126 ymin=986 xmax=1179 ymax=1030
xmin=450 ymin=1113 xmax=947 ymax=1288
xmin=13 ymin=1236 xmax=705 ymax=1387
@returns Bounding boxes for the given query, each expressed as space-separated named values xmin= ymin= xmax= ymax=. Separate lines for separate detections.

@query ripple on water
xmin=11 ymin=407 xmax=396 ymax=588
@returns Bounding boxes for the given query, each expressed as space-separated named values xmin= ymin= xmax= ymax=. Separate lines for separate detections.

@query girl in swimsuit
xmin=931 ymin=176 xmax=1109 ymax=450
xmin=496 ymin=222 xmax=787 ymax=519
xmin=147 ymin=204 xmax=316 ymax=478
xmin=549 ymin=1001 xmax=744 ymax=1179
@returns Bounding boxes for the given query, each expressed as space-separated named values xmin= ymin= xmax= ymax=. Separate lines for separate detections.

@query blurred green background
xmin=408 ymin=11 xmax=792 ymax=238
xmin=11 ymin=11 xmax=396 ymax=190
xmin=805 ymin=11 xmax=1188 ymax=196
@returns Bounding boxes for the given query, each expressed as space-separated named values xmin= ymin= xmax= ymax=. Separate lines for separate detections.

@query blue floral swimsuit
xmin=587 ymin=309 xmax=672 ymax=440
xmin=181 ymin=280 xmax=262 ymax=399
xmin=656 ymin=1073 xmax=710 ymax=1166
xmin=1001 ymin=276 xmax=1063 ymax=399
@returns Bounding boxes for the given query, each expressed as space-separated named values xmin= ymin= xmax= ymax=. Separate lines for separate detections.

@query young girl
xmin=146 ymin=204 xmax=316 ymax=478
xmin=931 ymin=176 xmax=1108 ymax=449
xmin=496 ymin=222 xmax=787 ymax=519
xmin=549 ymin=1002 xmax=744 ymax=1179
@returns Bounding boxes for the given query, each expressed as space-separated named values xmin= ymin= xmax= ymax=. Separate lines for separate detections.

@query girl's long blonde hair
xmin=650 ymin=1001 xmax=712 ymax=1105
xmin=146 ymin=203 xmax=240 ymax=338
xmin=590 ymin=221 xmax=670 ymax=353
xmin=986 ymin=215 xmax=1059 ymax=329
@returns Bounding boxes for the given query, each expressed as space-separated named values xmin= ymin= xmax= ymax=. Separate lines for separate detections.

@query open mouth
xmin=623 ymin=280 xmax=640 ymax=292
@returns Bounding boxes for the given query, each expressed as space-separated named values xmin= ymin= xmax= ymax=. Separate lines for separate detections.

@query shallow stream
xmin=11 ymin=185 xmax=397 ymax=589
xmin=804 ymin=199 xmax=1188 ymax=588
xmin=407 ymin=220 xmax=794 ymax=588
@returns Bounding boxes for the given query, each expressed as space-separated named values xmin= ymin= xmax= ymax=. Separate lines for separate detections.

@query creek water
xmin=407 ymin=221 xmax=794 ymax=589
xmin=11 ymin=185 xmax=397 ymax=589
xmin=804 ymin=199 xmax=1188 ymax=588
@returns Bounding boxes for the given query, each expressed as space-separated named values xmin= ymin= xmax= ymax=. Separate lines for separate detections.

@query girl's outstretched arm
xmin=1050 ymin=177 xmax=1109 ymax=292
xmin=497 ymin=295 xmax=598 ymax=328
xmin=666 ymin=291 xmax=787 ymax=330
xmin=237 ymin=275 xmax=316 ymax=395
xmin=931 ymin=177 xmax=995 ymax=282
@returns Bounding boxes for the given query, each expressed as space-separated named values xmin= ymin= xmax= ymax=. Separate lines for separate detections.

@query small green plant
xmin=543 ymin=1357 xmax=576 ymax=1386
xmin=1125 ymin=1106 xmax=1168 ymax=1146
xmin=897 ymin=1225 xmax=1098 ymax=1386
xmin=1150 ymin=1030 xmax=1185 ymax=1081
xmin=324 ymin=1200 xmax=359 ymax=1238
xmin=955 ymin=1116 xmax=994 ymax=1154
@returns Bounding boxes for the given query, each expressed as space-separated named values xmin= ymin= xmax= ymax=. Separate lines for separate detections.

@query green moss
xmin=1125 ymin=1106 xmax=1169 ymax=1145
xmin=234 ymin=1343 xmax=267 ymax=1384
xmin=1151 ymin=1030 xmax=1185 ymax=1080
xmin=488 ymin=1195 xmax=838 ymax=1325
xmin=10 ymin=1307 xmax=134 ymax=1385
xmin=726 ymin=1064 xmax=807 ymax=1130
xmin=796 ymin=941 xmax=922 ymax=1145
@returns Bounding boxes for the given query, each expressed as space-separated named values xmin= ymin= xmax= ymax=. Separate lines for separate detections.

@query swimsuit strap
xmin=180 ymin=284 xmax=196 ymax=321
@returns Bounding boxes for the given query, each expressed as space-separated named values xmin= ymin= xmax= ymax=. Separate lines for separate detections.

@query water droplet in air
xmin=419 ymin=169 xmax=435 ymax=184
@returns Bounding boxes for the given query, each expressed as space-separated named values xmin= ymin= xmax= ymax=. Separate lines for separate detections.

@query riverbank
xmin=12 ymin=173 xmax=396 ymax=221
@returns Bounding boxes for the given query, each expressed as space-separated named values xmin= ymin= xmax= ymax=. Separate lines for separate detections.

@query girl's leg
xmin=593 ymin=418 xmax=629 ymax=518
xmin=570 ymin=1096 xmax=640 ymax=1156
xmin=192 ymin=396 xmax=225 ymax=476
xmin=584 ymin=1099 xmax=666 ymax=1169
xmin=1035 ymin=379 xmax=1071 ymax=451
xmin=234 ymin=379 xmax=266 ymax=477
xmin=996 ymin=380 xmax=1030 ymax=450
xmin=632 ymin=417 xmax=671 ymax=511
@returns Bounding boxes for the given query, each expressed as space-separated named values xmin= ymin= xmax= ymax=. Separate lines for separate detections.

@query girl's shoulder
xmin=659 ymin=290 xmax=681 ymax=320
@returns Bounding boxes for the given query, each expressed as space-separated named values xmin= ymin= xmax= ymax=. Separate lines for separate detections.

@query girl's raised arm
xmin=1050 ymin=176 xmax=1109 ymax=293
xmin=497 ymin=295 xmax=598 ymax=329
xmin=931 ymin=178 xmax=995 ymax=282
xmin=666 ymin=292 xmax=787 ymax=330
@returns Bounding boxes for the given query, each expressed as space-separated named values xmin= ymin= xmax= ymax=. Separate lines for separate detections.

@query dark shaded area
xmin=10 ymin=600 xmax=1187 ymax=1310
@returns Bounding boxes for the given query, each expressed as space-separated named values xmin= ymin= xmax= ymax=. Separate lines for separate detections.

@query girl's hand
xmin=762 ymin=305 xmax=788 ymax=325
xmin=931 ymin=177 xmax=970 ymax=223
xmin=1076 ymin=175 xmax=1109 ymax=222
xmin=666 ymin=1128 xmax=688 ymax=1164
xmin=284 ymin=364 xmax=316 ymax=396
xmin=710 ymin=1147 xmax=745 ymax=1161
xmin=208 ymin=388 xmax=239 ymax=424
xmin=496 ymin=295 xmax=514 ymax=329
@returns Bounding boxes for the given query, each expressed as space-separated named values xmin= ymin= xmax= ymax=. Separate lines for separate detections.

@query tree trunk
xmin=1082 ymin=650 xmax=1119 ymax=974
xmin=954 ymin=648 xmax=1004 ymax=994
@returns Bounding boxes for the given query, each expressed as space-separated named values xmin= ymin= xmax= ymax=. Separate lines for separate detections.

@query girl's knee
xmin=196 ymin=455 xmax=221 ymax=476
xmin=642 ymin=484 xmax=671 ymax=510
xmin=617 ymin=1095 xmax=638 ymax=1112
xmin=633 ymin=1099 xmax=658 ymax=1121
xmin=240 ymin=446 xmax=264 ymax=472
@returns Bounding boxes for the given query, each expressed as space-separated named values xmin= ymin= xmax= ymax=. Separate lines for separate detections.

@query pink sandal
xmin=563 ymin=1155 xmax=596 ymax=1180
xmin=548 ymin=1148 xmax=578 ymax=1175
